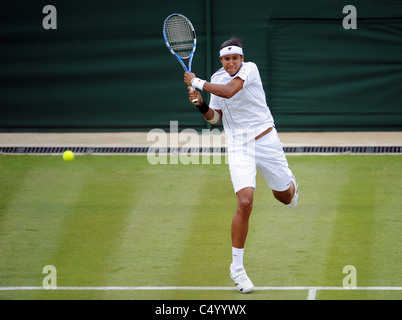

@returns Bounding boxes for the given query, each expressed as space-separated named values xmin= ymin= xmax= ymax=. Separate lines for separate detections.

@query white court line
xmin=1 ymin=286 xmax=402 ymax=300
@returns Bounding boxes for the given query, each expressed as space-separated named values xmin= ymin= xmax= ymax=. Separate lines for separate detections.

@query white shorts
xmin=228 ymin=128 xmax=293 ymax=194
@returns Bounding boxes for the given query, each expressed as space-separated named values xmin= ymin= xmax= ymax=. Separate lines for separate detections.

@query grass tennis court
xmin=0 ymin=154 xmax=401 ymax=300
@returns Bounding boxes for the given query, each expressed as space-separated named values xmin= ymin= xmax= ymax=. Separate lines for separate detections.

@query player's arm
xmin=188 ymin=87 xmax=222 ymax=125
xmin=203 ymin=78 xmax=244 ymax=99
xmin=184 ymin=72 xmax=244 ymax=99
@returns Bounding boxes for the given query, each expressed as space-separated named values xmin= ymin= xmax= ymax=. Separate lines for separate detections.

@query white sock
xmin=231 ymin=247 xmax=244 ymax=272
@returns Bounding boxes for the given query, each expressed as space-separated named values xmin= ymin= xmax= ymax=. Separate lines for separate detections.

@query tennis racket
xmin=163 ymin=13 xmax=199 ymax=103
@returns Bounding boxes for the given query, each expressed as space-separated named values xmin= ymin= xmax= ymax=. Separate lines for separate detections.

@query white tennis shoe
xmin=230 ymin=268 xmax=254 ymax=294
xmin=288 ymin=174 xmax=299 ymax=208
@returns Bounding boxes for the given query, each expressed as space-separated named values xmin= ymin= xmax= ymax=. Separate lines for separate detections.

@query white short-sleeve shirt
xmin=209 ymin=62 xmax=274 ymax=145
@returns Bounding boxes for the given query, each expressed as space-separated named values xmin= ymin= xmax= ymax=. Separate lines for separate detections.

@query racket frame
xmin=163 ymin=13 xmax=197 ymax=73
xmin=163 ymin=13 xmax=199 ymax=103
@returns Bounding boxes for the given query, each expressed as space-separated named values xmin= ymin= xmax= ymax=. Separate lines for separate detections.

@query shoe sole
xmin=237 ymin=285 xmax=254 ymax=294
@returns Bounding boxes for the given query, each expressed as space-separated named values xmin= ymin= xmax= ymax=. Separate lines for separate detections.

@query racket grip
xmin=190 ymin=86 xmax=199 ymax=104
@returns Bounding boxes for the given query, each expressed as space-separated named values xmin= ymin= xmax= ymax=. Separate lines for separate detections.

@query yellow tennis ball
xmin=63 ymin=150 xmax=75 ymax=162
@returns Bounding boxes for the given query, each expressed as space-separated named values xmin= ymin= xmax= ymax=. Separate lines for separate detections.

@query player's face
xmin=220 ymin=54 xmax=244 ymax=77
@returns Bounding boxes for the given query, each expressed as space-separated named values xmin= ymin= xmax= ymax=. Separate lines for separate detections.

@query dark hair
xmin=220 ymin=37 xmax=243 ymax=50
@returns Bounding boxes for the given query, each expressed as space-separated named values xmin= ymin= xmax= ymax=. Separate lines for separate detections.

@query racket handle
xmin=189 ymin=86 xmax=199 ymax=104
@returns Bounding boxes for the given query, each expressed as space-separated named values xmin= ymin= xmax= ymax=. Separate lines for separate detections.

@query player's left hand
xmin=184 ymin=72 xmax=196 ymax=86
xmin=188 ymin=87 xmax=202 ymax=105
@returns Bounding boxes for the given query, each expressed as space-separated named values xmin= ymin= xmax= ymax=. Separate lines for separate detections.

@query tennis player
xmin=184 ymin=38 xmax=298 ymax=293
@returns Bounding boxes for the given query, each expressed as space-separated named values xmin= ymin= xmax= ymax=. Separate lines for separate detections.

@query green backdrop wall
xmin=0 ymin=0 xmax=401 ymax=132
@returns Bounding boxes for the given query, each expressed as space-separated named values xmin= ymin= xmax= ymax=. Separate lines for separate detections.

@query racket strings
xmin=165 ymin=16 xmax=194 ymax=58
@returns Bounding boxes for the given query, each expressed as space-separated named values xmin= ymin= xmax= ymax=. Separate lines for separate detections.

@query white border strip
xmin=1 ymin=286 xmax=401 ymax=291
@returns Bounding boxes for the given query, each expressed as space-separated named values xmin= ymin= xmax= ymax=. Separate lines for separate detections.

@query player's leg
xmin=229 ymin=187 xmax=255 ymax=293
xmin=231 ymin=187 xmax=254 ymax=249
xmin=272 ymin=172 xmax=298 ymax=206
xmin=228 ymin=147 xmax=257 ymax=249
xmin=255 ymin=128 xmax=299 ymax=207
xmin=272 ymin=185 xmax=294 ymax=204
xmin=227 ymin=142 xmax=257 ymax=294
xmin=266 ymin=168 xmax=298 ymax=207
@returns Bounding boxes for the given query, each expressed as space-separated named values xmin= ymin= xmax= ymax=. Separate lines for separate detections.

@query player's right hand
xmin=188 ymin=87 xmax=202 ymax=105
xmin=184 ymin=72 xmax=196 ymax=87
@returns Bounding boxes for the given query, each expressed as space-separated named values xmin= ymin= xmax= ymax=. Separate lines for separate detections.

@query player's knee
xmin=281 ymin=196 xmax=292 ymax=205
xmin=237 ymin=198 xmax=253 ymax=215
xmin=273 ymin=189 xmax=293 ymax=205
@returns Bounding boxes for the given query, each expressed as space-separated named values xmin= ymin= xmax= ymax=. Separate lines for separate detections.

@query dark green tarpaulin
xmin=268 ymin=18 xmax=402 ymax=131
xmin=0 ymin=0 xmax=401 ymax=132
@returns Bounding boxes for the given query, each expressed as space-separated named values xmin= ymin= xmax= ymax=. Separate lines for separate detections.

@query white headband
xmin=219 ymin=45 xmax=243 ymax=57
